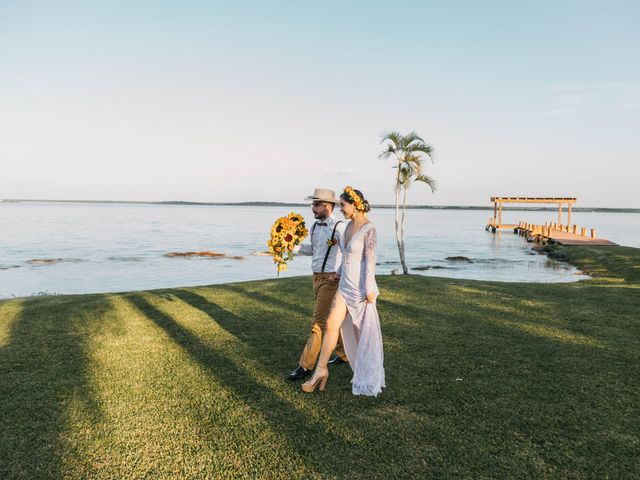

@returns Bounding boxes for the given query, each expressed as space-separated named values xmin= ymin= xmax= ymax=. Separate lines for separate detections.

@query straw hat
xmin=305 ymin=188 xmax=340 ymax=204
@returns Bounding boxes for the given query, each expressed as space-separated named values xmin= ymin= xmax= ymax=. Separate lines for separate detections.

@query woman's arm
xmin=364 ymin=226 xmax=378 ymax=303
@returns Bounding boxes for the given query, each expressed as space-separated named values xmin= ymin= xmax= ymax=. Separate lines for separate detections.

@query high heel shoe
xmin=301 ymin=372 xmax=329 ymax=393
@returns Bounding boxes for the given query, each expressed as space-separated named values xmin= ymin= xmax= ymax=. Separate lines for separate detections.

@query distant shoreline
xmin=2 ymin=198 xmax=639 ymax=213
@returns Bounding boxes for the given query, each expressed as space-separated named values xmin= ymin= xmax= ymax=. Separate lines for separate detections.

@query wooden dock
xmin=485 ymin=196 xmax=617 ymax=246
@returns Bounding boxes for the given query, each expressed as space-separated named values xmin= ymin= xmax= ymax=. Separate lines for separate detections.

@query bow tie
xmin=317 ymin=222 xmax=328 ymax=226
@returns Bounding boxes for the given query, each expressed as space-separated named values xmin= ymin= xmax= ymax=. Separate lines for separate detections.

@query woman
xmin=302 ymin=186 xmax=385 ymax=396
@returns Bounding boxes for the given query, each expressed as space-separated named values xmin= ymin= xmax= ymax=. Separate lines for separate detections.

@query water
xmin=1 ymin=202 xmax=638 ymax=298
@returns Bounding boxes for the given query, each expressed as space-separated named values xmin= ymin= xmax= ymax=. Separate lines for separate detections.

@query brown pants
xmin=299 ymin=272 xmax=347 ymax=370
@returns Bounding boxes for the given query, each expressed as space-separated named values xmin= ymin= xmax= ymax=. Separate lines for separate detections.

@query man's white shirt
xmin=295 ymin=215 xmax=346 ymax=273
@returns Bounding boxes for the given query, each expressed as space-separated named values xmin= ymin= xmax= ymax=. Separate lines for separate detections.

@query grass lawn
xmin=1 ymin=245 xmax=639 ymax=479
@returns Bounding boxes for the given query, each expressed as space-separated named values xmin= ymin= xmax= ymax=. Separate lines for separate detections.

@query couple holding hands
xmin=288 ymin=187 xmax=385 ymax=397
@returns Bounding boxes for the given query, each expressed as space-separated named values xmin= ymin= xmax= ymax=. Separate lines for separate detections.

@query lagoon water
xmin=1 ymin=202 xmax=638 ymax=299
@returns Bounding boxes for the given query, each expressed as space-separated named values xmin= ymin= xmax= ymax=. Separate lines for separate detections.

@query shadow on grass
xmin=382 ymin=274 xmax=639 ymax=347
xmin=222 ymin=283 xmax=313 ymax=319
xmin=169 ymin=288 xmax=309 ymax=374
xmin=379 ymin=293 xmax=607 ymax=351
xmin=127 ymin=293 xmax=360 ymax=477
xmin=449 ymin=281 xmax=640 ymax=343
xmin=0 ymin=295 xmax=113 ymax=479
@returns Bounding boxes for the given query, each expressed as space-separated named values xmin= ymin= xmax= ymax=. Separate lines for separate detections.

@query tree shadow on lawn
xmin=169 ymin=287 xmax=313 ymax=375
xmin=375 ymin=288 xmax=625 ymax=408
xmin=378 ymin=292 xmax=636 ymax=409
xmin=0 ymin=295 xmax=114 ymax=479
xmin=444 ymin=281 xmax=640 ymax=345
xmin=378 ymin=292 xmax=611 ymax=362
xmin=374 ymin=297 xmax=639 ymax=476
xmin=127 ymin=293 xmax=391 ymax=478
xmin=384 ymin=276 xmax=634 ymax=346
xmin=223 ymin=281 xmax=314 ymax=319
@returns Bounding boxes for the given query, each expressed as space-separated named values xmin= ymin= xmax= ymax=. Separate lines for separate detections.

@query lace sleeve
xmin=364 ymin=226 xmax=378 ymax=296
xmin=336 ymin=233 xmax=346 ymax=276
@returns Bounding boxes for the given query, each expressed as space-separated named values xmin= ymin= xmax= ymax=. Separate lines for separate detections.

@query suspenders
xmin=321 ymin=221 xmax=342 ymax=273
xmin=310 ymin=220 xmax=343 ymax=273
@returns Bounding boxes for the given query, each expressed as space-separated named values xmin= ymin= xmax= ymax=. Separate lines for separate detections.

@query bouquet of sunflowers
xmin=268 ymin=212 xmax=308 ymax=275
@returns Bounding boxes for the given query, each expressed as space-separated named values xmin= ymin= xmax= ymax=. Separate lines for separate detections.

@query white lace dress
xmin=338 ymin=222 xmax=386 ymax=397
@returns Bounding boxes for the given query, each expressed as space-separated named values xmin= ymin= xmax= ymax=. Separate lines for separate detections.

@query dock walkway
xmin=515 ymin=223 xmax=617 ymax=246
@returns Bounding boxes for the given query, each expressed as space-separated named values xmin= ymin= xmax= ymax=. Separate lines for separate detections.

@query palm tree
xmin=379 ymin=131 xmax=436 ymax=274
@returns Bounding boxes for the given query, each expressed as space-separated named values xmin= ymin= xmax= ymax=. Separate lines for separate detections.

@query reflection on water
xmin=1 ymin=202 xmax=638 ymax=298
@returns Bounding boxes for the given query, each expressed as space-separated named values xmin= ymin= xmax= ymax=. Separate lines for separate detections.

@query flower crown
xmin=344 ymin=186 xmax=366 ymax=212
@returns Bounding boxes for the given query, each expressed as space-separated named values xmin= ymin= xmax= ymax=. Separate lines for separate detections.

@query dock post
xmin=581 ymin=227 xmax=587 ymax=237
xmin=591 ymin=228 xmax=597 ymax=238
xmin=558 ymin=202 xmax=562 ymax=225
xmin=568 ymin=203 xmax=573 ymax=226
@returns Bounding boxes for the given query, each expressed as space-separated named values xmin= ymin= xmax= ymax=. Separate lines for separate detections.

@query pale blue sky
xmin=1 ymin=1 xmax=639 ymax=206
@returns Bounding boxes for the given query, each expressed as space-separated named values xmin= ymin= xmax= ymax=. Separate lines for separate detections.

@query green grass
xmin=1 ymin=246 xmax=639 ymax=479
xmin=546 ymin=244 xmax=640 ymax=284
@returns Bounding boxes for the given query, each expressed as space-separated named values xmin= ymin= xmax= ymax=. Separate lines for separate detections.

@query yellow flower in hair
xmin=344 ymin=186 xmax=365 ymax=212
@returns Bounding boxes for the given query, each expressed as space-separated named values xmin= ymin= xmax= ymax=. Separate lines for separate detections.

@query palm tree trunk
xmin=394 ymin=172 xmax=404 ymax=274
xmin=400 ymin=186 xmax=408 ymax=274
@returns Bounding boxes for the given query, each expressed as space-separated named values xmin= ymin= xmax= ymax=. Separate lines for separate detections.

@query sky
xmin=1 ymin=1 xmax=639 ymax=207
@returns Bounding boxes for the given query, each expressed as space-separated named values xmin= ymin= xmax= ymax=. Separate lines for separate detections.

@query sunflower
xmin=268 ymin=212 xmax=308 ymax=275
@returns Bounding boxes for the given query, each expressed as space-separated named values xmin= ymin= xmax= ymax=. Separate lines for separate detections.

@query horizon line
xmin=2 ymin=198 xmax=639 ymax=213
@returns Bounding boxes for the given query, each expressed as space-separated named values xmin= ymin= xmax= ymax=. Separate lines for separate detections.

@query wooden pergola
xmin=489 ymin=197 xmax=577 ymax=229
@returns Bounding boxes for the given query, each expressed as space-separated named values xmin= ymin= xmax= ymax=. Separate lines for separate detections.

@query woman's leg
xmin=302 ymin=292 xmax=347 ymax=392
xmin=305 ymin=293 xmax=348 ymax=384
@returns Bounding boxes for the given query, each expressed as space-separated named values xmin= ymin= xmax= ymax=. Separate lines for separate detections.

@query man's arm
xmin=295 ymin=221 xmax=315 ymax=256
xmin=295 ymin=243 xmax=313 ymax=256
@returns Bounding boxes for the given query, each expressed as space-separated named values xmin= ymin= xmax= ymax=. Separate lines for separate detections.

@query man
xmin=288 ymin=188 xmax=349 ymax=381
